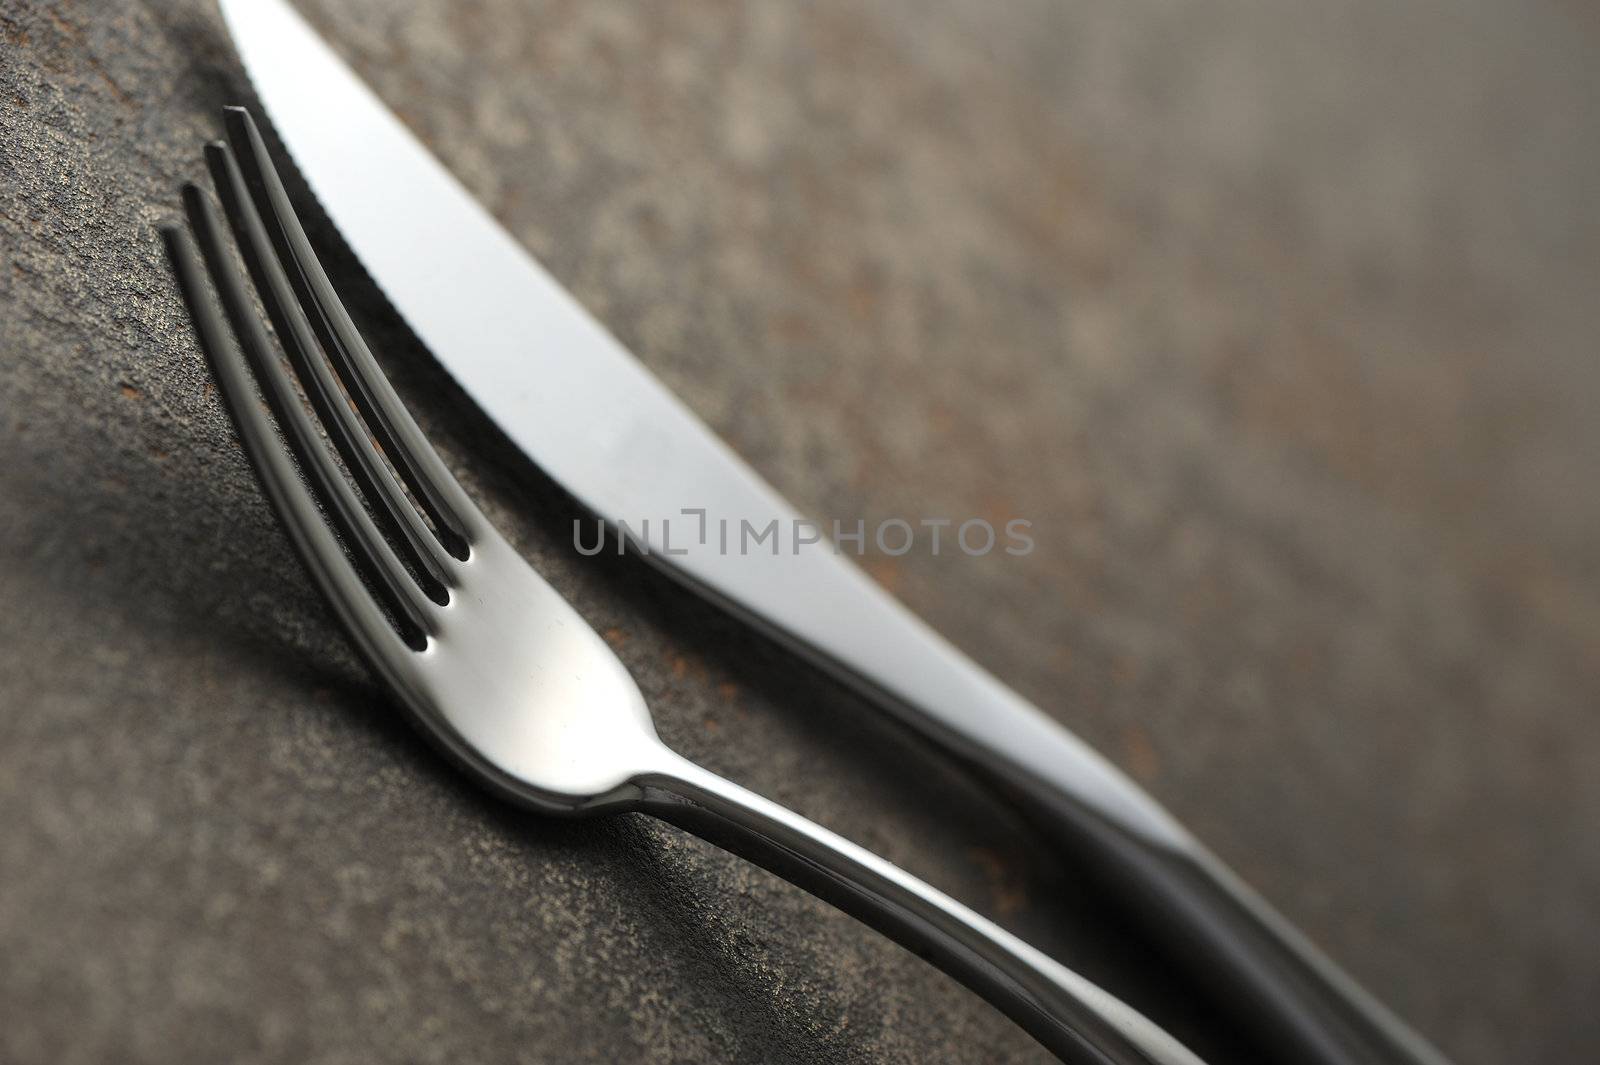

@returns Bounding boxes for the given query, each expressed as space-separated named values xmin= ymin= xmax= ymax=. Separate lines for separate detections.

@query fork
xmin=161 ymin=107 xmax=1205 ymax=1065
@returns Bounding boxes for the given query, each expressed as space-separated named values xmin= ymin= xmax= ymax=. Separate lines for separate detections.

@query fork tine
xmin=204 ymin=139 xmax=454 ymax=605
xmin=177 ymin=182 xmax=435 ymax=649
xmin=163 ymin=221 xmax=417 ymax=662
xmin=223 ymin=106 xmax=478 ymax=559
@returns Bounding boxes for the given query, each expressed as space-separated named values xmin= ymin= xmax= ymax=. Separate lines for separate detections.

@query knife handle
xmin=638 ymin=754 xmax=1208 ymax=1065
xmin=965 ymin=749 xmax=1453 ymax=1065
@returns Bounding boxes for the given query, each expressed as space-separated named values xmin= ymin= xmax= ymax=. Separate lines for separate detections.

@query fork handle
xmin=635 ymin=754 xmax=1206 ymax=1065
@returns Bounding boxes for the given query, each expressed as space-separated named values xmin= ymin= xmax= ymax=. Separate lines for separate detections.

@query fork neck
xmin=631 ymin=752 xmax=1204 ymax=1065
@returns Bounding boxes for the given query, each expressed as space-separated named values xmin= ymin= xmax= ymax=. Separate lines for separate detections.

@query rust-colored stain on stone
xmin=862 ymin=556 xmax=903 ymax=593
xmin=1122 ymin=724 xmax=1162 ymax=784
xmin=966 ymin=846 xmax=1029 ymax=919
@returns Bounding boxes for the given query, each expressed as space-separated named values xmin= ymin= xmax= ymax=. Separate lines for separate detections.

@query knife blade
xmin=214 ymin=4 xmax=1451 ymax=1064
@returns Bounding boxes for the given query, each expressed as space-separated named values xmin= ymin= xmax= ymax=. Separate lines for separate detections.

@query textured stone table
xmin=2 ymin=1 xmax=1596 ymax=1062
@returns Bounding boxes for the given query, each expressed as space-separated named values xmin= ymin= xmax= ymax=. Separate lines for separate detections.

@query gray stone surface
xmin=2 ymin=0 xmax=1596 ymax=1062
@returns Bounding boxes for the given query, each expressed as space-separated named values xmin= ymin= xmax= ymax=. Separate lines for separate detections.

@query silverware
xmin=213 ymin=3 xmax=1451 ymax=1063
xmin=161 ymin=109 xmax=1204 ymax=1065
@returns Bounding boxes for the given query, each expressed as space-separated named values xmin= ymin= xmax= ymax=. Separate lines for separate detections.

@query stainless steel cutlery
xmin=210 ymin=3 xmax=1451 ymax=1063
xmin=163 ymin=107 xmax=1205 ymax=1065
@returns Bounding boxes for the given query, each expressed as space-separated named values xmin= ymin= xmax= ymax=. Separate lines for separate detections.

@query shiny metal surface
xmin=161 ymin=110 xmax=1208 ymax=1065
xmin=212 ymin=0 xmax=1184 ymax=851
xmin=214 ymin=4 xmax=1455 ymax=1064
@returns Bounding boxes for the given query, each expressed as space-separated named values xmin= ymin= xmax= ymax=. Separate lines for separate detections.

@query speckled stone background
xmin=1 ymin=1 xmax=1596 ymax=1063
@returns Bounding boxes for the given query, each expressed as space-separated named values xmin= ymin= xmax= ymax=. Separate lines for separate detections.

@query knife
xmin=215 ymin=3 xmax=1450 ymax=1063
